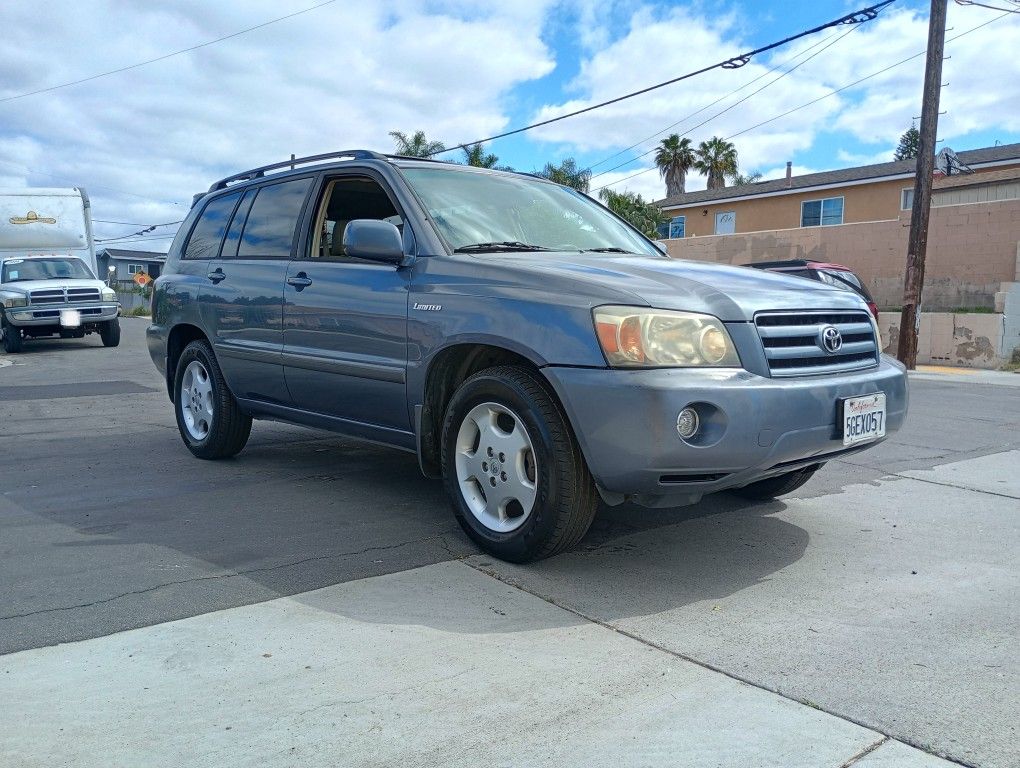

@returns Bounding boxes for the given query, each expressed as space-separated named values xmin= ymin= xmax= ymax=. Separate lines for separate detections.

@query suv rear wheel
xmin=173 ymin=339 xmax=252 ymax=459
xmin=441 ymin=365 xmax=597 ymax=563
xmin=731 ymin=464 xmax=821 ymax=501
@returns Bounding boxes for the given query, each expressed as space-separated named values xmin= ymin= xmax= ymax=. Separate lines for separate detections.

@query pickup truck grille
xmin=755 ymin=310 xmax=879 ymax=377
xmin=28 ymin=287 xmax=102 ymax=304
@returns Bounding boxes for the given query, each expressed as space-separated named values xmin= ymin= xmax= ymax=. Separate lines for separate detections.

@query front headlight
xmin=101 ymin=287 xmax=117 ymax=301
xmin=2 ymin=295 xmax=28 ymax=309
xmin=593 ymin=306 xmax=741 ymax=368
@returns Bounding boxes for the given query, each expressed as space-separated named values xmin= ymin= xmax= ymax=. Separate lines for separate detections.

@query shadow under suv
xmin=148 ymin=150 xmax=908 ymax=562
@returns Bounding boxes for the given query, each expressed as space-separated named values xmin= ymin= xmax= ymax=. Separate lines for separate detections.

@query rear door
xmin=282 ymin=172 xmax=411 ymax=437
xmin=201 ymin=176 xmax=313 ymax=405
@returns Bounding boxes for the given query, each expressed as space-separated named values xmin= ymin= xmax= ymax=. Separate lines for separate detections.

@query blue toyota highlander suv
xmin=148 ymin=150 xmax=908 ymax=562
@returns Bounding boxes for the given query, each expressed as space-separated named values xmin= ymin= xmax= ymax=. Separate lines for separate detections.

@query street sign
xmin=134 ymin=271 xmax=152 ymax=287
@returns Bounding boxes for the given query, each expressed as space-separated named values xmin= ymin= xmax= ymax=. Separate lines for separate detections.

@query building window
xmin=714 ymin=211 xmax=735 ymax=235
xmin=901 ymin=188 xmax=914 ymax=210
xmin=801 ymin=197 xmax=844 ymax=227
xmin=669 ymin=216 xmax=686 ymax=238
xmin=127 ymin=263 xmax=144 ymax=274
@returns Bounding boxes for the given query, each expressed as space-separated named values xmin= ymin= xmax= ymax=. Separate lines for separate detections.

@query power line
xmin=0 ymin=158 xmax=186 ymax=207
xmin=0 ymin=0 xmax=341 ymax=105
xmin=94 ymin=218 xmax=183 ymax=226
xmin=588 ymin=20 xmax=865 ymax=182
xmin=583 ymin=25 xmax=851 ymax=175
xmin=429 ymin=0 xmax=897 ymax=157
xmin=593 ymin=10 xmax=1013 ymax=193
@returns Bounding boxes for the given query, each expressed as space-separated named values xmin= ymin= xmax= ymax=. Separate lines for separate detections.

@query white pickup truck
xmin=0 ymin=189 xmax=120 ymax=353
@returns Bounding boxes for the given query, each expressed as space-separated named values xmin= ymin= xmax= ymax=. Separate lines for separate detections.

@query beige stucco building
xmin=655 ymin=143 xmax=1020 ymax=239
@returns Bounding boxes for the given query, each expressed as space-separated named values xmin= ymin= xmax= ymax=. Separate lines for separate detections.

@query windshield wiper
xmin=454 ymin=241 xmax=553 ymax=253
xmin=579 ymin=247 xmax=637 ymax=254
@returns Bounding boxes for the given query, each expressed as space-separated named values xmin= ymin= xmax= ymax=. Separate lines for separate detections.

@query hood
xmin=1 ymin=278 xmax=107 ymax=294
xmin=475 ymin=253 xmax=868 ymax=322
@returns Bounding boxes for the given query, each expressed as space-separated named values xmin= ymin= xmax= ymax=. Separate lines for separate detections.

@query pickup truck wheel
xmin=99 ymin=318 xmax=121 ymax=347
xmin=442 ymin=365 xmax=598 ymax=563
xmin=173 ymin=340 xmax=252 ymax=459
xmin=2 ymin=318 xmax=23 ymax=354
xmin=731 ymin=464 xmax=821 ymax=501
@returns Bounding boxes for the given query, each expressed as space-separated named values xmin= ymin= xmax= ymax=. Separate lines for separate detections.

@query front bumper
xmin=543 ymin=356 xmax=908 ymax=507
xmin=7 ymin=303 xmax=119 ymax=327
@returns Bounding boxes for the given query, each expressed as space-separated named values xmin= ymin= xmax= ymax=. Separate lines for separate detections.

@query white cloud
xmin=0 ymin=0 xmax=557 ymax=248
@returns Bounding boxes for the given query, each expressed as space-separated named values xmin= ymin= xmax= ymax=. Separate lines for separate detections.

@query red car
xmin=745 ymin=259 xmax=880 ymax=321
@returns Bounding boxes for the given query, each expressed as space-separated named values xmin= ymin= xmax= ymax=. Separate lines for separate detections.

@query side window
xmin=220 ymin=188 xmax=256 ymax=259
xmin=237 ymin=177 xmax=313 ymax=259
xmin=310 ymin=177 xmax=401 ymax=259
xmin=183 ymin=191 xmax=241 ymax=260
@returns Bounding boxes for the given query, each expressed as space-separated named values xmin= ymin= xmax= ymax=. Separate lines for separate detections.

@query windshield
xmin=401 ymin=167 xmax=660 ymax=255
xmin=1 ymin=257 xmax=95 ymax=283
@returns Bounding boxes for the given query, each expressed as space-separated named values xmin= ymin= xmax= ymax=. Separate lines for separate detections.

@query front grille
xmin=29 ymin=289 xmax=65 ymax=304
xmin=67 ymin=288 xmax=101 ymax=302
xmin=755 ymin=310 xmax=879 ymax=377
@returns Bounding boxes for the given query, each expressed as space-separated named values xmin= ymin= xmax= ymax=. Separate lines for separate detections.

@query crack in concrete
xmin=837 ymin=736 xmax=888 ymax=767
xmin=462 ymin=560 xmax=978 ymax=768
xmin=0 ymin=532 xmax=460 ymax=623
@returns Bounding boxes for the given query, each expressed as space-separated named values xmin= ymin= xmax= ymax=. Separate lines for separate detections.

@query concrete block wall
xmin=879 ymin=311 xmax=1005 ymax=368
xmin=664 ymin=198 xmax=1020 ymax=311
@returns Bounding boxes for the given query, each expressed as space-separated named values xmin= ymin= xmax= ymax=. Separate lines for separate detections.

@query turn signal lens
xmin=618 ymin=316 xmax=645 ymax=363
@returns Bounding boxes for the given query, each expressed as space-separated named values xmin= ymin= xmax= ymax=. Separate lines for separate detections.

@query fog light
xmin=676 ymin=407 xmax=700 ymax=439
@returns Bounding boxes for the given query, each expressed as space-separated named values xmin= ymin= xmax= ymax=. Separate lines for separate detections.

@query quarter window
xmin=801 ymin=197 xmax=844 ymax=227
xmin=237 ymin=177 xmax=313 ymax=259
xmin=183 ymin=191 xmax=241 ymax=260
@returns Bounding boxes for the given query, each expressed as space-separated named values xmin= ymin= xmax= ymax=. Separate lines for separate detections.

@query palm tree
xmin=389 ymin=130 xmax=445 ymax=158
xmin=654 ymin=134 xmax=695 ymax=197
xmin=731 ymin=170 xmax=763 ymax=186
xmin=536 ymin=158 xmax=591 ymax=193
xmin=694 ymin=137 xmax=738 ymax=190
xmin=462 ymin=143 xmax=499 ymax=168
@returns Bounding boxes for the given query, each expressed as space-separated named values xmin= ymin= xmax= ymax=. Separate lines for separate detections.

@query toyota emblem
xmin=820 ymin=325 xmax=843 ymax=354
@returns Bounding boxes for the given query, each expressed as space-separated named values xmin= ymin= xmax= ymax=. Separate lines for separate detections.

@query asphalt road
xmin=2 ymin=319 xmax=1018 ymax=766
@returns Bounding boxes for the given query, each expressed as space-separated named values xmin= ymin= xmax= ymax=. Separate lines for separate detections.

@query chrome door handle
xmin=287 ymin=275 xmax=313 ymax=289
xmin=207 ymin=269 xmax=226 ymax=283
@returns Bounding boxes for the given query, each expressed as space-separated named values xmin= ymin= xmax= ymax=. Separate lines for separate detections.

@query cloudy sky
xmin=1 ymin=0 xmax=1018 ymax=251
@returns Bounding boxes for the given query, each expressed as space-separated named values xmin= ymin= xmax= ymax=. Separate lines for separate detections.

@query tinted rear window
xmin=184 ymin=191 xmax=241 ymax=260
xmin=237 ymin=178 xmax=312 ymax=259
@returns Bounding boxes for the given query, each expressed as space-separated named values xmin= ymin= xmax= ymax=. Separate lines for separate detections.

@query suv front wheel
xmin=173 ymin=339 xmax=252 ymax=459
xmin=441 ymin=365 xmax=598 ymax=563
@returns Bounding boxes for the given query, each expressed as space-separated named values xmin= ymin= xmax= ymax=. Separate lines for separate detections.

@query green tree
xmin=894 ymin=123 xmax=920 ymax=161
xmin=598 ymin=189 xmax=665 ymax=239
xmin=535 ymin=158 xmax=591 ymax=193
xmin=389 ymin=130 xmax=445 ymax=158
xmin=694 ymin=136 xmax=739 ymax=190
xmin=654 ymin=134 xmax=696 ymax=197
xmin=462 ymin=142 xmax=500 ymax=168
xmin=731 ymin=170 xmax=763 ymax=186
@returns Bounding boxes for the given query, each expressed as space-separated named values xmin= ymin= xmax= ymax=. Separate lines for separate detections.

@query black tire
xmin=99 ymin=318 xmax=121 ymax=347
xmin=731 ymin=464 xmax=822 ymax=501
xmin=441 ymin=365 xmax=598 ymax=563
xmin=2 ymin=318 xmax=23 ymax=354
xmin=173 ymin=339 xmax=252 ymax=460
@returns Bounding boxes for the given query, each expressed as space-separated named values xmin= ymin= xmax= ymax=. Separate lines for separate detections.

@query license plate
xmin=840 ymin=393 xmax=886 ymax=446
xmin=59 ymin=309 xmax=81 ymax=328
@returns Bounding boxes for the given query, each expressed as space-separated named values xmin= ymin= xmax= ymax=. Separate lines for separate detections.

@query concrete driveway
xmin=1 ymin=319 xmax=1017 ymax=767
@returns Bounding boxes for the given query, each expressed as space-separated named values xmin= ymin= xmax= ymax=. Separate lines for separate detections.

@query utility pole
xmin=898 ymin=0 xmax=948 ymax=369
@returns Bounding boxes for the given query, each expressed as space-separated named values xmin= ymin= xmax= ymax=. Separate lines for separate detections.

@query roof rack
xmin=208 ymin=149 xmax=386 ymax=192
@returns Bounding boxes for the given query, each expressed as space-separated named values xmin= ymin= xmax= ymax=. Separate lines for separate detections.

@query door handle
xmin=206 ymin=268 xmax=226 ymax=283
xmin=287 ymin=274 xmax=313 ymax=289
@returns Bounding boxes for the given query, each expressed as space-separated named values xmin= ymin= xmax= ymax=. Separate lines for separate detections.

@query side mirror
xmin=344 ymin=219 xmax=405 ymax=264
xmin=654 ymin=240 xmax=669 ymax=255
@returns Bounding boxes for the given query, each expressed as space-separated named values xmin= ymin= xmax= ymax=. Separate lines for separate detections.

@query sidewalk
xmin=2 ymin=560 xmax=953 ymax=768
xmin=911 ymin=365 xmax=1020 ymax=386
